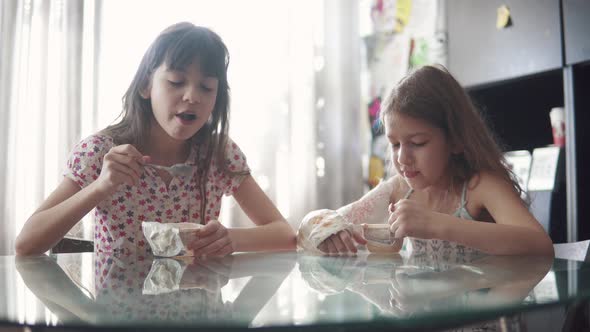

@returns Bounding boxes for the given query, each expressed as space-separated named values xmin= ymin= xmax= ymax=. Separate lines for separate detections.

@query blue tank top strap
xmin=455 ymin=181 xmax=475 ymax=220
xmin=403 ymin=182 xmax=474 ymax=220
xmin=460 ymin=181 xmax=468 ymax=207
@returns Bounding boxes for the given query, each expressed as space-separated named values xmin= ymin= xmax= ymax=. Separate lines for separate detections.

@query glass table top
xmin=1 ymin=250 xmax=589 ymax=330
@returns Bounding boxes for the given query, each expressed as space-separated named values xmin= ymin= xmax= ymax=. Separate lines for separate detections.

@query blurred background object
xmin=360 ymin=0 xmax=446 ymax=188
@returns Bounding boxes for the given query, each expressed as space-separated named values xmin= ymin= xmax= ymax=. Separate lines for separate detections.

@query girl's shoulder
xmin=458 ymin=172 xmax=501 ymax=221
xmin=201 ymin=134 xmax=243 ymax=157
xmin=74 ymin=133 xmax=115 ymax=150
xmin=222 ymin=135 xmax=240 ymax=151
xmin=466 ymin=171 xmax=517 ymax=204
xmin=67 ymin=134 xmax=115 ymax=165
xmin=65 ymin=134 xmax=115 ymax=187
xmin=209 ymin=135 xmax=250 ymax=175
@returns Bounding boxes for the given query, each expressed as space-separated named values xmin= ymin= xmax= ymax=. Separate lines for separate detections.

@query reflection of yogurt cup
xmin=143 ymin=258 xmax=187 ymax=295
xmin=363 ymin=224 xmax=402 ymax=253
xmin=549 ymin=107 xmax=565 ymax=147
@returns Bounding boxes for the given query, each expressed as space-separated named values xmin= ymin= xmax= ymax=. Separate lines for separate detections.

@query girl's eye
xmin=392 ymin=143 xmax=400 ymax=149
xmin=412 ymin=141 xmax=427 ymax=147
xmin=201 ymin=85 xmax=214 ymax=92
xmin=168 ymin=80 xmax=184 ymax=87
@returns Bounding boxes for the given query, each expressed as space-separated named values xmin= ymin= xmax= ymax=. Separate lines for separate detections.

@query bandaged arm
xmin=297 ymin=179 xmax=395 ymax=253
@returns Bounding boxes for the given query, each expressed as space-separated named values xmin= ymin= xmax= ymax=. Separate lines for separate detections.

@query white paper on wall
xmin=527 ymin=146 xmax=561 ymax=191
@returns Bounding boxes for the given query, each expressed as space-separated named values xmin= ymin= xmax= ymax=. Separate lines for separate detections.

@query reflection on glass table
xmin=2 ymin=250 xmax=590 ymax=331
xmin=299 ymin=251 xmax=553 ymax=320
xmin=13 ymin=252 xmax=294 ymax=328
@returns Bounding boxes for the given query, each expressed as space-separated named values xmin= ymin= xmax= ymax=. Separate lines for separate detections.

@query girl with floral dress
xmin=16 ymin=22 xmax=296 ymax=256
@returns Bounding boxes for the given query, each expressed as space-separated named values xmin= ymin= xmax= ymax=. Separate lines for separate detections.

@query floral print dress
xmin=64 ymin=134 xmax=250 ymax=254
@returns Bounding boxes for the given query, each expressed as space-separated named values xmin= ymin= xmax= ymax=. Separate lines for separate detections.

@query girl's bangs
xmin=165 ymin=32 xmax=226 ymax=78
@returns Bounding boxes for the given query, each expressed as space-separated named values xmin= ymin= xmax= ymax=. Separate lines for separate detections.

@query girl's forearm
xmin=337 ymin=179 xmax=393 ymax=224
xmin=228 ymin=220 xmax=296 ymax=252
xmin=436 ymin=216 xmax=554 ymax=256
xmin=15 ymin=181 xmax=108 ymax=255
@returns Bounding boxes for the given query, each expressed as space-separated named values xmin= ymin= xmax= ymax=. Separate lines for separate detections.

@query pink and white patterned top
xmin=64 ymin=134 xmax=250 ymax=254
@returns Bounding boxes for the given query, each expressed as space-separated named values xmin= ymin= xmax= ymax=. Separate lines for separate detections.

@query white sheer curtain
xmin=0 ymin=0 xmax=101 ymax=256
xmin=0 ymin=0 xmax=363 ymax=255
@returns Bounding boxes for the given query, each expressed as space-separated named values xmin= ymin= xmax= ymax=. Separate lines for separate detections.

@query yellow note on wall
xmin=395 ymin=0 xmax=412 ymax=33
xmin=496 ymin=5 xmax=512 ymax=29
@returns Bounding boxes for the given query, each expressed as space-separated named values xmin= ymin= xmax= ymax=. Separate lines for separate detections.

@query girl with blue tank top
xmin=297 ymin=65 xmax=553 ymax=257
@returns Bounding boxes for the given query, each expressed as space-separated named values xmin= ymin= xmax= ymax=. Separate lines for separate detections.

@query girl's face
xmin=385 ymin=112 xmax=455 ymax=190
xmin=144 ymin=61 xmax=219 ymax=142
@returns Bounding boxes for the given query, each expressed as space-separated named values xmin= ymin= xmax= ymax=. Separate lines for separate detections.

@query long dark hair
xmin=101 ymin=22 xmax=239 ymax=222
xmin=381 ymin=65 xmax=527 ymax=204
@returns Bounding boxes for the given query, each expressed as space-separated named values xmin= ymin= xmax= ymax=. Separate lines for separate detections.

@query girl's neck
xmin=416 ymin=172 xmax=459 ymax=207
xmin=145 ymin=126 xmax=191 ymax=165
xmin=422 ymin=186 xmax=453 ymax=204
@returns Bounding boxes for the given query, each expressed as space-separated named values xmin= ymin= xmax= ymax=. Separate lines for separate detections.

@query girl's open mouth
xmin=176 ymin=113 xmax=197 ymax=121
xmin=175 ymin=113 xmax=197 ymax=126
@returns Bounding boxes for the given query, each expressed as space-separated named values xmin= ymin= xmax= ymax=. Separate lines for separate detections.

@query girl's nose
xmin=183 ymin=87 xmax=200 ymax=104
xmin=396 ymin=145 xmax=412 ymax=166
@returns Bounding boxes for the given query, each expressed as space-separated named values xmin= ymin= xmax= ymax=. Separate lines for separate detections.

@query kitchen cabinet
xmin=568 ymin=63 xmax=590 ymax=241
xmin=447 ymin=0 xmax=562 ymax=88
xmin=447 ymin=1 xmax=589 ymax=241
xmin=563 ymin=0 xmax=590 ymax=65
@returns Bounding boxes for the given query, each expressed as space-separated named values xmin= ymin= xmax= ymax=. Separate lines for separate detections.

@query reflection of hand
xmin=383 ymin=265 xmax=477 ymax=317
xmin=298 ymin=255 xmax=366 ymax=294
xmin=386 ymin=276 xmax=443 ymax=317
xmin=179 ymin=256 xmax=233 ymax=292
xmin=387 ymin=268 xmax=435 ymax=316
xmin=386 ymin=254 xmax=554 ymax=316
xmin=318 ymin=229 xmax=367 ymax=255
xmin=187 ymin=220 xmax=234 ymax=256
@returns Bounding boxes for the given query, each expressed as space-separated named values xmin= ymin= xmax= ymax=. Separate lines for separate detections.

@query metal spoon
xmin=147 ymin=163 xmax=194 ymax=177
